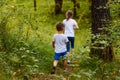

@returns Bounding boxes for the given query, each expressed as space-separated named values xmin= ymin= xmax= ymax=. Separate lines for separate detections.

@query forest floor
xmin=30 ymin=55 xmax=120 ymax=80
xmin=30 ymin=58 xmax=80 ymax=80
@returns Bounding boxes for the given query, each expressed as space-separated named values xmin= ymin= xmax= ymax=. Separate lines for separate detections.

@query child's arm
xmin=66 ymin=42 xmax=68 ymax=47
xmin=52 ymin=41 xmax=55 ymax=48
xmin=74 ymin=24 xmax=79 ymax=29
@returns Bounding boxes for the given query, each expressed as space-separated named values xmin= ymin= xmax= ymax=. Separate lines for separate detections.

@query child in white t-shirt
xmin=63 ymin=10 xmax=79 ymax=63
xmin=51 ymin=22 xmax=69 ymax=74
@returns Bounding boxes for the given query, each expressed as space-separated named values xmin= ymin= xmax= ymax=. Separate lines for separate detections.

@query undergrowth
xmin=0 ymin=0 xmax=119 ymax=80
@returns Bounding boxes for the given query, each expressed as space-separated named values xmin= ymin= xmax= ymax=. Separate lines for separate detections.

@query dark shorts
xmin=54 ymin=51 xmax=67 ymax=60
xmin=67 ymin=37 xmax=75 ymax=52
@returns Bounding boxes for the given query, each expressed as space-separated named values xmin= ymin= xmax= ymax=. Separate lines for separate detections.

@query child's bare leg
xmin=51 ymin=60 xmax=58 ymax=74
xmin=53 ymin=60 xmax=58 ymax=67
xmin=72 ymin=48 xmax=74 ymax=54
xmin=62 ymin=60 xmax=67 ymax=70
xmin=67 ymin=52 xmax=71 ymax=64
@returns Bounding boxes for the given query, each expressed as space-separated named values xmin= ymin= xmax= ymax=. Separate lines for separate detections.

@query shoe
xmin=51 ymin=67 xmax=56 ymax=74
xmin=67 ymin=60 xmax=70 ymax=64
xmin=51 ymin=70 xmax=55 ymax=74
xmin=63 ymin=68 xmax=68 ymax=73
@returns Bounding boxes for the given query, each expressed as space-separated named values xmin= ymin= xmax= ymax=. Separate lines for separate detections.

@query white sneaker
xmin=64 ymin=68 xmax=68 ymax=73
xmin=67 ymin=60 xmax=71 ymax=64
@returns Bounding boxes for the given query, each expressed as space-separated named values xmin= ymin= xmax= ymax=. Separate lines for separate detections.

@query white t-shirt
xmin=63 ymin=18 xmax=78 ymax=37
xmin=53 ymin=34 xmax=69 ymax=53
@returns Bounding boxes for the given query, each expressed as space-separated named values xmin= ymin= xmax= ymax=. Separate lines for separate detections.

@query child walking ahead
xmin=51 ymin=22 xmax=69 ymax=74
xmin=63 ymin=10 xmax=79 ymax=63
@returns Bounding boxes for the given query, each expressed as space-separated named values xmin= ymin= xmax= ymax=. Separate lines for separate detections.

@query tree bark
xmin=34 ymin=0 xmax=37 ymax=11
xmin=90 ymin=0 xmax=114 ymax=61
xmin=71 ymin=0 xmax=80 ymax=18
xmin=54 ymin=0 xmax=63 ymax=15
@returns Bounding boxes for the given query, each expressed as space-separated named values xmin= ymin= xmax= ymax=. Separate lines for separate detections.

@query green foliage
xmin=69 ymin=52 xmax=120 ymax=80
xmin=0 ymin=0 xmax=120 ymax=79
xmin=108 ymin=1 xmax=120 ymax=54
xmin=0 ymin=0 xmax=54 ymax=79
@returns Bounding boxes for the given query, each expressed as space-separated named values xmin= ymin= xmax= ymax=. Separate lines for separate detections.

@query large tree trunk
xmin=54 ymin=0 xmax=63 ymax=15
xmin=90 ymin=0 xmax=114 ymax=61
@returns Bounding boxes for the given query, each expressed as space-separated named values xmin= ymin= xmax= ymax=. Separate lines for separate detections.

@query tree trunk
xmin=54 ymin=0 xmax=63 ymax=15
xmin=34 ymin=0 xmax=37 ymax=11
xmin=90 ymin=0 xmax=114 ymax=61
xmin=71 ymin=0 xmax=80 ymax=18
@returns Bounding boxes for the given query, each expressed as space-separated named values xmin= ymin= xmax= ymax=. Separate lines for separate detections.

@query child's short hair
xmin=66 ymin=10 xmax=73 ymax=17
xmin=56 ymin=22 xmax=64 ymax=31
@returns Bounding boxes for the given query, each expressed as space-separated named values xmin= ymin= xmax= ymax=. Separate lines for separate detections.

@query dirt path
xmin=30 ymin=61 xmax=79 ymax=80
xmin=30 ymin=55 xmax=80 ymax=80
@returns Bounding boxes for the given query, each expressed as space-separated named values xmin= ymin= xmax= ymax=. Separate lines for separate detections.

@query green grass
xmin=0 ymin=0 xmax=120 ymax=79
